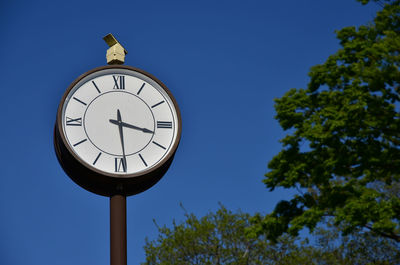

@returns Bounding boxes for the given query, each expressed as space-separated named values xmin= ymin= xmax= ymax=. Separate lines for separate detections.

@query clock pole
xmin=104 ymin=33 xmax=128 ymax=265
xmin=110 ymin=194 xmax=127 ymax=265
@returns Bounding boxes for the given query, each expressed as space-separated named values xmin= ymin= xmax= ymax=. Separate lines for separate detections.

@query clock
xmin=54 ymin=65 xmax=181 ymax=196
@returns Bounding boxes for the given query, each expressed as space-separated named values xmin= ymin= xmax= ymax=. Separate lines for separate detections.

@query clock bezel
xmin=54 ymin=65 xmax=182 ymax=196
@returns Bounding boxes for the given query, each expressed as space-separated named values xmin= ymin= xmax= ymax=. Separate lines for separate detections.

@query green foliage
xmin=311 ymin=221 xmax=400 ymax=265
xmin=142 ymin=206 xmax=400 ymax=264
xmin=142 ymin=205 xmax=306 ymax=265
xmin=356 ymin=0 xmax=394 ymax=5
xmin=254 ymin=0 xmax=400 ymax=242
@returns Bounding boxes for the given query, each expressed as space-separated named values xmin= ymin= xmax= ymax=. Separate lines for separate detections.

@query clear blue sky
xmin=0 ymin=1 xmax=379 ymax=264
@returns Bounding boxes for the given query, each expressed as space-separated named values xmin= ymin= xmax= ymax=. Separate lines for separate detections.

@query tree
xmin=251 ymin=0 xmax=400 ymax=242
xmin=141 ymin=205 xmax=307 ymax=265
xmin=311 ymin=221 xmax=400 ymax=265
xmin=142 ymin=206 xmax=400 ymax=264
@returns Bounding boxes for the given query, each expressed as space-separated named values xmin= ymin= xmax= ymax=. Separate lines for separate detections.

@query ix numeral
xmin=113 ymin=75 xmax=125 ymax=90
xmin=157 ymin=121 xmax=172 ymax=129
xmin=115 ymin=157 xmax=127 ymax=172
xmin=66 ymin=117 xmax=82 ymax=126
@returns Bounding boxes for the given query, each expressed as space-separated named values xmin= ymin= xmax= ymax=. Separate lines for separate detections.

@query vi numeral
xmin=113 ymin=75 xmax=125 ymax=90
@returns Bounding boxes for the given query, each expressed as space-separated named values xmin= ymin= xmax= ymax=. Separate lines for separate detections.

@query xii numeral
xmin=66 ymin=117 xmax=82 ymax=126
xmin=113 ymin=75 xmax=125 ymax=90
xmin=157 ymin=121 xmax=172 ymax=129
xmin=115 ymin=157 xmax=127 ymax=172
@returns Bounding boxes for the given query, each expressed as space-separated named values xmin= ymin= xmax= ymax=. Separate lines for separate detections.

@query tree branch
xmin=364 ymin=225 xmax=400 ymax=242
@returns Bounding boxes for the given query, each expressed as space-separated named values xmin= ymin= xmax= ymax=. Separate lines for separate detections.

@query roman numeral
xmin=66 ymin=117 xmax=82 ymax=126
xmin=113 ymin=75 xmax=125 ymax=90
xmin=157 ymin=121 xmax=172 ymax=129
xmin=151 ymin=101 xmax=165 ymax=108
xmin=115 ymin=157 xmax=127 ymax=172
xmin=73 ymin=139 xmax=87 ymax=147
xmin=139 ymin=153 xmax=147 ymax=167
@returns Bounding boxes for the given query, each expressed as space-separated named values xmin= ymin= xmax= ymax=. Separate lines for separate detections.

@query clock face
xmin=60 ymin=67 xmax=179 ymax=176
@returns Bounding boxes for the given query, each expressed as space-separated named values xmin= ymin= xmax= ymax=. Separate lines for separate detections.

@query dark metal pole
xmin=110 ymin=194 xmax=127 ymax=265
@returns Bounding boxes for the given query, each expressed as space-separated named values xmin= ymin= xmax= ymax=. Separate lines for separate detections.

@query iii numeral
xmin=157 ymin=121 xmax=172 ymax=129
xmin=115 ymin=157 xmax=127 ymax=172
xmin=66 ymin=117 xmax=82 ymax=126
xmin=113 ymin=75 xmax=125 ymax=90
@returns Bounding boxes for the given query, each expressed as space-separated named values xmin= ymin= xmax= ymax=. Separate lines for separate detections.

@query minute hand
xmin=109 ymin=119 xmax=154 ymax=134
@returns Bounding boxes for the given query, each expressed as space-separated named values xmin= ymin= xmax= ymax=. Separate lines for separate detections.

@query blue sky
xmin=0 ymin=1 xmax=380 ymax=264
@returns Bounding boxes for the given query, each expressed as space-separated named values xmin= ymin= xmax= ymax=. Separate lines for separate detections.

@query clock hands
xmin=116 ymin=109 xmax=127 ymax=172
xmin=109 ymin=119 xmax=154 ymax=134
xmin=110 ymin=109 xmax=155 ymax=172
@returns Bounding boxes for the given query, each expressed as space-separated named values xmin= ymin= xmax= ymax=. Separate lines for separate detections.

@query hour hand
xmin=109 ymin=119 xmax=154 ymax=134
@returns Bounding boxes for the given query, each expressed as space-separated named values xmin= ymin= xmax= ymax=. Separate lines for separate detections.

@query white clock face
xmin=61 ymin=68 xmax=179 ymax=175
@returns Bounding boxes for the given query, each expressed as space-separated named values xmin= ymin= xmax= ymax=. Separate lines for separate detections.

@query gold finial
xmin=103 ymin=33 xmax=128 ymax=65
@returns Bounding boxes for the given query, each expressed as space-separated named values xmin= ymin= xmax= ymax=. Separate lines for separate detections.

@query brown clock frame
xmin=54 ymin=65 xmax=182 ymax=197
